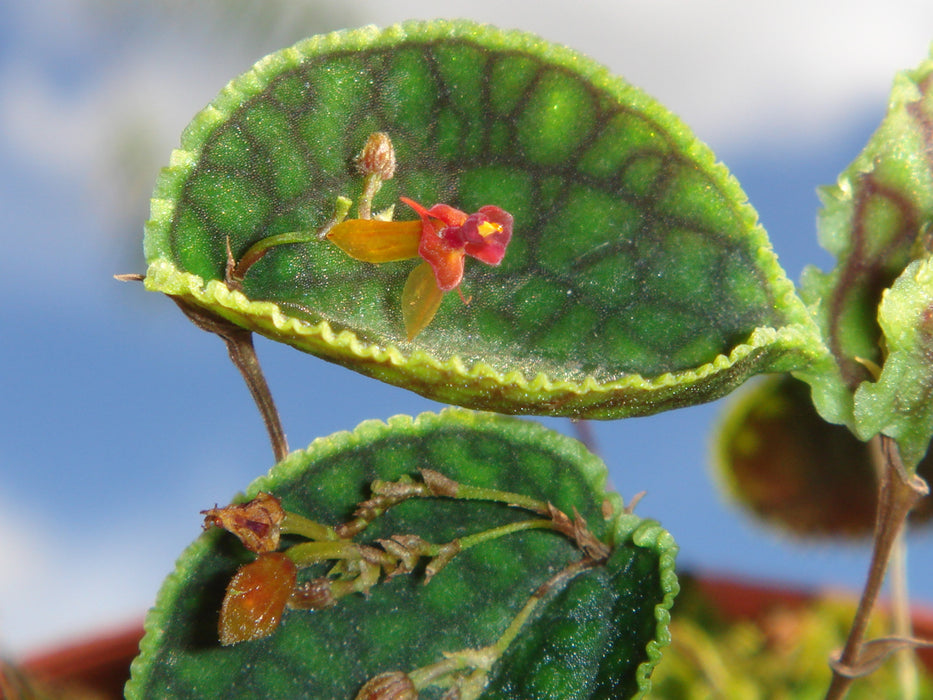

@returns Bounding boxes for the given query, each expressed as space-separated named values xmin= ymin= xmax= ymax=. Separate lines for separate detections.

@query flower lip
xmin=459 ymin=206 xmax=512 ymax=265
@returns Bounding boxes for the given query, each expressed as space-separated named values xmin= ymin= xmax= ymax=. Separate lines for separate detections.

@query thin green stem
xmin=232 ymin=231 xmax=318 ymax=280
xmin=285 ymin=540 xmax=391 ymax=568
xmin=406 ymin=557 xmax=595 ymax=698
xmin=280 ymin=512 xmax=339 ymax=542
xmin=357 ymin=173 xmax=380 ymax=219
xmin=226 ymin=196 xmax=353 ymax=284
xmin=444 ymin=482 xmax=551 ymax=516
xmin=423 ymin=519 xmax=556 ymax=557
xmin=491 ymin=558 xmax=592 ymax=655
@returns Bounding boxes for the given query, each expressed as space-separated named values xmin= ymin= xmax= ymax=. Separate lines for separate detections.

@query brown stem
xmin=172 ymin=297 xmax=289 ymax=463
xmin=825 ymin=435 xmax=929 ymax=699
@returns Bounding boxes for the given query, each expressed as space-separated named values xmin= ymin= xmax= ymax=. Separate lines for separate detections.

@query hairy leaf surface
xmin=126 ymin=409 xmax=678 ymax=699
xmin=144 ymin=20 xmax=822 ymax=417
xmin=800 ymin=48 xmax=933 ymax=427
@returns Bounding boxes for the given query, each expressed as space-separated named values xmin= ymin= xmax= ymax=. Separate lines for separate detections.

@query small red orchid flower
xmin=326 ymin=198 xmax=513 ymax=339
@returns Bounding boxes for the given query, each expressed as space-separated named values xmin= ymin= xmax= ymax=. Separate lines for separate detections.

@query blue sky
xmin=4 ymin=0 xmax=933 ymax=656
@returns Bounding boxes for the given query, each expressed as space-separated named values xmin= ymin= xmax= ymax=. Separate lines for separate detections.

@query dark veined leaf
xmin=799 ymin=47 xmax=933 ymax=429
xmin=143 ymin=20 xmax=825 ymax=419
xmin=126 ymin=409 xmax=677 ymax=699
xmin=713 ymin=375 xmax=933 ymax=537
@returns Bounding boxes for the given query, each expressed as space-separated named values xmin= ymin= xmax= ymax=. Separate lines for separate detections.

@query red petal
xmin=461 ymin=206 xmax=513 ymax=265
xmin=419 ymin=232 xmax=465 ymax=291
xmin=399 ymin=197 xmax=467 ymax=228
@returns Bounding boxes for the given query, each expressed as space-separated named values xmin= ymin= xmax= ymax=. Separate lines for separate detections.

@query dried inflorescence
xmin=202 ymin=491 xmax=285 ymax=553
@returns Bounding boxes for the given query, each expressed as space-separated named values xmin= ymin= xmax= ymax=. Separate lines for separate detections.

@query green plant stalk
xmin=280 ymin=512 xmax=339 ymax=541
xmin=285 ymin=540 xmax=391 ymax=568
xmin=406 ymin=557 xmax=595 ymax=697
xmin=232 ymin=231 xmax=318 ymax=280
xmin=423 ymin=519 xmax=556 ymax=556
xmin=437 ymin=481 xmax=552 ymax=516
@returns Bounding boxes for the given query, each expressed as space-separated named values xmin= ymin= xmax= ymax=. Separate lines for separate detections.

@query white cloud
xmin=324 ymin=0 xmax=933 ymax=148
xmin=0 ymin=446 xmax=251 ymax=657
xmin=2 ymin=0 xmax=931 ymax=251
xmin=6 ymin=0 xmax=933 ymax=187
xmin=0 ymin=489 xmax=156 ymax=656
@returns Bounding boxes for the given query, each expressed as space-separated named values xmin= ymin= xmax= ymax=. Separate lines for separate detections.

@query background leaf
xmin=799 ymin=47 xmax=933 ymax=428
xmin=126 ymin=409 xmax=678 ymax=699
xmin=714 ymin=375 xmax=933 ymax=537
xmin=144 ymin=20 xmax=823 ymax=418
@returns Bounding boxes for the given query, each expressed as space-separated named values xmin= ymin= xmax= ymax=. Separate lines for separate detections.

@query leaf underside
xmin=145 ymin=20 xmax=820 ymax=417
xmin=799 ymin=48 xmax=933 ymax=430
xmin=126 ymin=409 xmax=678 ymax=699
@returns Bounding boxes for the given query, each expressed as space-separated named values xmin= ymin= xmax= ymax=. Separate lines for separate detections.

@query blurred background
xmin=4 ymin=0 xmax=933 ymax=657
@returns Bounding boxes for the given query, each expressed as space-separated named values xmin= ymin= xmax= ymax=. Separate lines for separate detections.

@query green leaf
xmin=126 ymin=409 xmax=678 ymax=699
xmin=855 ymin=257 xmax=933 ymax=469
xmin=143 ymin=20 xmax=823 ymax=418
xmin=799 ymin=47 xmax=933 ymax=428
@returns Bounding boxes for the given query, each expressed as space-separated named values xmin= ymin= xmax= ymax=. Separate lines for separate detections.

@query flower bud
xmin=356 ymin=132 xmax=396 ymax=180
xmin=288 ymin=577 xmax=337 ymax=610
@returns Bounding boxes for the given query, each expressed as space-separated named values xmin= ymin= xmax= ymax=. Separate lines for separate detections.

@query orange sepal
xmin=326 ymin=219 xmax=422 ymax=262
xmin=401 ymin=261 xmax=445 ymax=340
xmin=219 ymin=552 xmax=298 ymax=645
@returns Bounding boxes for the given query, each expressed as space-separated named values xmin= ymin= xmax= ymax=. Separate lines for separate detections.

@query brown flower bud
xmin=356 ymin=132 xmax=396 ymax=180
xmin=202 ymin=491 xmax=285 ymax=553
xmin=355 ymin=671 xmax=418 ymax=700
xmin=219 ymin=552 xmax=297 ymax=645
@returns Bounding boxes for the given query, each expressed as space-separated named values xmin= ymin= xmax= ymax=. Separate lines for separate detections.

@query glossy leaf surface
xmin=800 ymin=48 xmax=933 ymax=428
xmin=144 ymin=20 xmax=823 ymax=418
xmin=126 ymin=409 xmax=678 ymax=699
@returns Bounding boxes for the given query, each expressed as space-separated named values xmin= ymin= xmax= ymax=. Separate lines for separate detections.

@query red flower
xmin=326 ymin=198 xmax=513 ymax=339
xmin=400 ymin=197 xmax=512 ymax=291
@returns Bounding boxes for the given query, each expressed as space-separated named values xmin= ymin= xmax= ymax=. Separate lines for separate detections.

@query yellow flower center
xmin=477 ymin=221 xmax=503 ymax=238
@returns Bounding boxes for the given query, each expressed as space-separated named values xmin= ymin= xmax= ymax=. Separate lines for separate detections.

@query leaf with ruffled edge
xmin=125 ymin=409 xmax=678 ymax=699
xmin=713 ymin=375 xmax=933 ymax=537
xmin=143 ymin=20 xmax=826 ymax=419
xmin=854 ymin=257 xmax=933 ymax=469
xmin=799 ymin=47 xmax=933 ymax=429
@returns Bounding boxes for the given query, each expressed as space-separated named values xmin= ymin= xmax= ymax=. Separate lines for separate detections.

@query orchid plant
xmin=125 ymin=19 xmax=933 ymax=699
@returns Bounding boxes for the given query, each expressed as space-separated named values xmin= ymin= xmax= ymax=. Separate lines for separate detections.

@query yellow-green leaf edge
xmin=144 ymin=20 xmax=827 ymax=419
